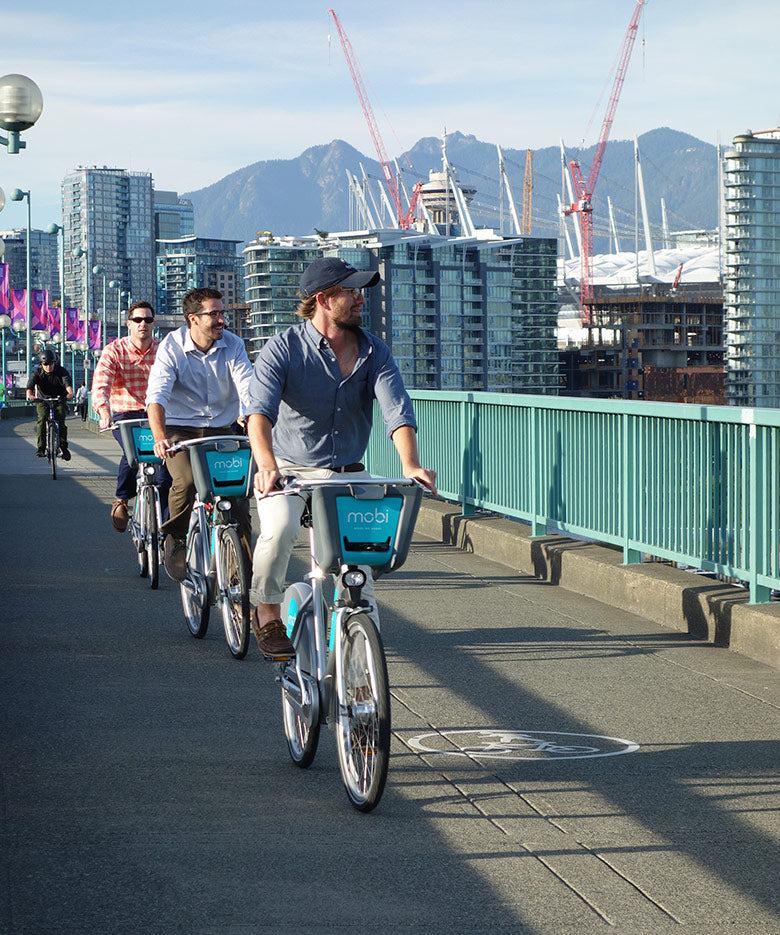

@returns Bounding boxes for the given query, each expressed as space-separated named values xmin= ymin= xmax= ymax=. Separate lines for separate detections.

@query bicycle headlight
xmin=216 ymin=500 xmax=232 ymax=512
xmin=343 ymin=569 xmax=366 ymax=589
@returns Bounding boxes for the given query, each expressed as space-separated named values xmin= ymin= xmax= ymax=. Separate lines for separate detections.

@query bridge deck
xmin=2 ymin=416 xmax=779 ymax=933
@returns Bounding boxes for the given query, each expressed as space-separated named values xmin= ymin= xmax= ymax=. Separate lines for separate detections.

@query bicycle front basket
xmin=118 ymin=420 xmax=161 ymax=469
xmin=311 ymin=482 xmax=422 ymax=575
xmin=189 ymin=438 xmax=254 ymax=501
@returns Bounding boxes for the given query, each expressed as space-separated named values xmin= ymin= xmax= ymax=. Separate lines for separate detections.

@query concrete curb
xmin=416 ymin=499 xmax=780 ymax=671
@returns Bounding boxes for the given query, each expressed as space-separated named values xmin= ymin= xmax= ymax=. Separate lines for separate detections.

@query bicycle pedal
xmin=261 ymin=650 xmax=296 ymax=663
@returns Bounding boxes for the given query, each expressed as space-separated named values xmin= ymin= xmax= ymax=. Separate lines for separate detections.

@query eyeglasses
xmin=129 ymin=316 xmax=154 ymax=324
xmin=190 ymin=310 xmax=226 ymax=319
xmin=338 ymin=287 xmax=363 ymax=297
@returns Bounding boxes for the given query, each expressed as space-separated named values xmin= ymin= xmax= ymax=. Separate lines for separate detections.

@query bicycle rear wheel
xmin=180 ymin=516 xmax=210 ymax=638
xmin=335 ymin=612 xmax=391 ymax=812
xmin=144 ymin=485 xmax=159 ymax=589
xmin=217 ymin=526 xmax=249 ymax=659
xmin=47 ymin=422 xmax=58 ymax=480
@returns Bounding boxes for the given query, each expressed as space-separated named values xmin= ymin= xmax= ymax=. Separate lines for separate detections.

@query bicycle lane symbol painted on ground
xmin=407 ymin=729 xmax=639 ymax=761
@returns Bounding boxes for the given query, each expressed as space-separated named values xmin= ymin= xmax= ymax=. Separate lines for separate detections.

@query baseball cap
xmin=299 ymin=257 xmax=380 ymax=298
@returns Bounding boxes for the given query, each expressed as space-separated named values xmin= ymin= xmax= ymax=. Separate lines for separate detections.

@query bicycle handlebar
xmin=167 ymin=435 xmax=247 ymax=456
xmin=260 ymin=475 xmax=424 ymax=500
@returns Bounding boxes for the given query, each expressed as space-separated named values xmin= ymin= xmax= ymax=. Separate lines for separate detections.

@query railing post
xmin=460 ymin=396 xmax=474 ymax=516
xmin=531 ymin=403 xmax=546 ymax=536
xmin=622 ymin=411 xmax=640 ymax=565
xmin=748 ymin=420 xmax=770 ymax=603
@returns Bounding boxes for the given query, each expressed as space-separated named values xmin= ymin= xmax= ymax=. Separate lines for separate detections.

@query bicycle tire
xmin=280 ymin=609 xmax=321 ymax=767
xmin=132 ymin=495 xmax=148 ymax=578
xmin=48 ymin=421 xmax=58 ymax=480
xmin=144 ymin=485 xmax=159 ymax=590
xmin=335 ymin=612 xmax=391 ymax=812
xmin=217 ymin=526 xmax=250 ymax=659
xmin=180 ymin=516 xmax=210 ymax=638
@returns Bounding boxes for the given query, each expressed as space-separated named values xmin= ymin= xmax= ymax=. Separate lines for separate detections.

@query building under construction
xmin=559 ymin=247 xmax=725 ymax=403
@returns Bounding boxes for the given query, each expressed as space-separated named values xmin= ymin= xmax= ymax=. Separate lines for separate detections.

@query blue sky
xmin=1 ymin=0 xmax=778 ymax=230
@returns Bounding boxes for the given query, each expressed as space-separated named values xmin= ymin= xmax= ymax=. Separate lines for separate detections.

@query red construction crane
xmin=565 ymin=0 xmax=645 ymax=323
xmin=328 ymin=8 xmax=421 ymax=230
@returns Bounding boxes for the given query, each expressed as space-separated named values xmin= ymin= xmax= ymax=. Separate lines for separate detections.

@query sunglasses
xmin=129 ymin=316 xmax=154 ymax=324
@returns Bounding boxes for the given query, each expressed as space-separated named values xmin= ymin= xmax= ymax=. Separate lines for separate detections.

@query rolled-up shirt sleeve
xmin=371 ymin=342 xmax=417 ymax=437
xmin=144 ymin=340 xmax=177 ymax=409
xmin=247 ymin=337 xmax=288 ymax=425
xmin=91 ymin=344 xmax=118 ymax=413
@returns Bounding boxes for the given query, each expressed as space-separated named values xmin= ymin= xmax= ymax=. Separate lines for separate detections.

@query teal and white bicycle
xmin=117 ymin=419 xmax=165 ymax=589
xmin=171 ymin=436 xmax=255 ymax=659
xmin=266 ymin=475 xmax=422 ymax=812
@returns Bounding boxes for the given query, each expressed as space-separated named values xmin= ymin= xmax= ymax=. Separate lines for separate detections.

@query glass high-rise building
xmin=242 ymin=230 xmax=559 ymax=394
xmin=0 ymin=228 xmax=60 ymax=299
xmin=723 ymin=129 xmax=780 ymax=407
xmin=61 ymin=168 xmax=155 ymax=341
xmin=156 ymin=236 xmax=244 ymax=324
xmin=153 ymin=190 xmax=194 ymax=241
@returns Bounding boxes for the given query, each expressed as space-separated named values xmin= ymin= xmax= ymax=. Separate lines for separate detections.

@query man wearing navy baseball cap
xmin=243 ymin=255 xmax=437 ymax=658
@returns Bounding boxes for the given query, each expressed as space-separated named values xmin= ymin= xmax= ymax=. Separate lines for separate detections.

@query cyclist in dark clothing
xmin=26 ymin=349 xmax=74 ymax=459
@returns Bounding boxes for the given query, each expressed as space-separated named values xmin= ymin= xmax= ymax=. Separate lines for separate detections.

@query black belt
xmin=332 ymin=462 xmax=365 ymax=473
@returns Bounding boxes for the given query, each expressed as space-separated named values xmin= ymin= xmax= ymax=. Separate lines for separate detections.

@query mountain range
xmin=184 ymin=128 xmax=720 ymax=253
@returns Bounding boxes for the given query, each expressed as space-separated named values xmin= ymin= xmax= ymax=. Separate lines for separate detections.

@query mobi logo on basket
xmin=346 ymin=507 xmax=392 ymax=525
xmin=212 ymin=457 xmax=245 ymax=472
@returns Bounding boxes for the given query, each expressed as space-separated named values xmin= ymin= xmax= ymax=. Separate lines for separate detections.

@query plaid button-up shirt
xmin=91 ymin=336 xmax=160 ymax=415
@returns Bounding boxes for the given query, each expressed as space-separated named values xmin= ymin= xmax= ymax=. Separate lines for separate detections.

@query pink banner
xmin=10 ymin=290 xmax=26 ymax=328
xmin=48 ymin=306 xmax=61 ymax=337
xmin=0 ymin=264 xmax=8 ymax=316
xmin=31 ymin=289 xmax=49 ymax=332
xmin=65 ymin=307 xmax=83 ymax=342
xmin=88 ymin=319 xmax=101 ymax=351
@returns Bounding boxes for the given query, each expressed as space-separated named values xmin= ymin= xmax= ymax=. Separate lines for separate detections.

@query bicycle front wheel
xmin=217 ymin=526 xmax=250 ymax=659
xmin=48 ymin=422 xmax=58 ymax=480
xmin=180 ymin=517 xmax=210 ymax=638
xmin=144 ymin=485 xmax=159 ymax=590
xmin=335 ymin=612 xmax=391 ymax=812
xmin=132 ymin=495 xmax=148 ymax=578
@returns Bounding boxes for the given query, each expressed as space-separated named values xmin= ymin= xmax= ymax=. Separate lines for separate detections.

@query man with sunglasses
xmin=92 ymin=300 xmax=170 ymax=532
xmin=146 ymin=287 xmax=254 ymax=582
xmin=245 ymin=256 xmax=437 ymax=658
xmin=26 ymin=348 xmax=73 ymax=459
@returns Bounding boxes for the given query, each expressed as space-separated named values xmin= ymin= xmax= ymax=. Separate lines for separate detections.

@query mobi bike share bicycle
xmin=37 ymin=395 xmax=65 ymax=480
xmin=267 ymin=475 xmax=422 ymax=812
xmin=117 ymin=419 xmax=166 ymax=589
xmin=171 ymin=436 xmax=254 ymax=659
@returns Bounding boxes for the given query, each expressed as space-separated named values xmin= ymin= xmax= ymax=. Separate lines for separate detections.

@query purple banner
xmin=10 ymin=290 xmax=26 ymax=328
xmin=48 ymin=305 xmax=61 ymax=338
xmin=65 ymin=307 xmax=83 ymax=342
xmin=0 ymin=264 xmax=8 ymax=316
xmin=88 ymin=319 xmax=101 ymax=351
xmin=31 ymin=289 xmax=49 ymax=332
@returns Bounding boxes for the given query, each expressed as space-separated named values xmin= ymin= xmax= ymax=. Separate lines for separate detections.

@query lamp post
xmin=0 ymin=312 xmax=10 ymax=405
xmin=72 ymin=245 xmax=90 ymax=333
xmin=9 ymin=188 xmax=32 ymax=381
xmin=109 ymin=280 xmax=129 ymax=340
xmin=46 ymin=222 xmax=67 ymax=370
xmin=0 ymin=74 xmax=43 ymax=154
xmin=93 ymin=265 xmax=107 ymax=348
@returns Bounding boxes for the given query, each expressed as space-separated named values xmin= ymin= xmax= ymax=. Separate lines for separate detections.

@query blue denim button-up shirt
xmin=248 ymin=320 xmax=416 ymax=468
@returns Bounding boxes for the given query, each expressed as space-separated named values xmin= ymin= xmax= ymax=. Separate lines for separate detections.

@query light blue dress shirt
xmin=145 ymin=326 xmax=254 ymax=427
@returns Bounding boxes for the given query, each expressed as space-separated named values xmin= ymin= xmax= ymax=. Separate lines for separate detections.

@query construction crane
xmin=522 ymin=149 xmax=533 ymax=235
xmin=328 ymin=8 xmax=422 ymax=230
xmin=564 ymin=0 xmax=645 ymax=323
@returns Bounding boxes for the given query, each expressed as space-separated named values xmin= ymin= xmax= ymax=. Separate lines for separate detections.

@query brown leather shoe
xmin=251 ymin=611 xmax=295 ymax=659
xmin=163 ymin=535 xmax=187 ymax=582
xmin=111 ymin=498 xmax=129 ymax=532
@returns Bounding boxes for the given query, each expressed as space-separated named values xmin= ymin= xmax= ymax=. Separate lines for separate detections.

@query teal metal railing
xmin=364 ymin=392 xmax=780 ymax=604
